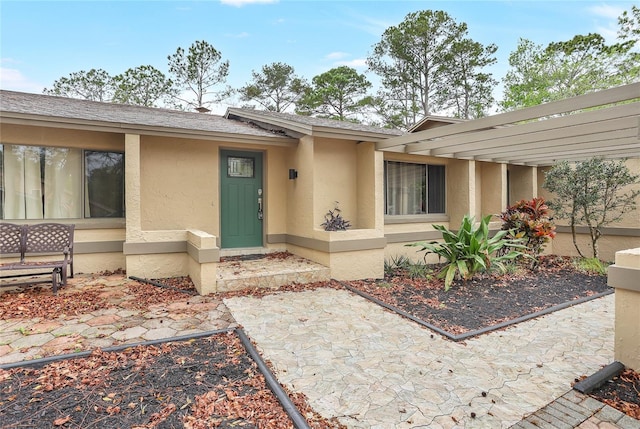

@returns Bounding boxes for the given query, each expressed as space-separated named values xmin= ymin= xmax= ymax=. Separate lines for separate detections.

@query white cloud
xmin=220 ymin=0 xmax=278 ymax=7
xmin=349 ymin=14 xmax=396 ymax=37
xmin=0 ymin=63 xmax=44 ymax=93
xmin=586 ymin=3 xmax=627 ymax=43
xmin=325 ymin=52 xmax=349 ymax=60
xmin=335 ymin=58 xmax=367 ymax=68
xmin=587 ymin=4 xmax=625 ymax=19
xmin=595 ymin=24 xmax=618 ymax=42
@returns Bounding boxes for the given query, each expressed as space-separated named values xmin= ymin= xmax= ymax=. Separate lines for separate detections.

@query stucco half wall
xmin=608 ymin=248 xmax=640 ymax=371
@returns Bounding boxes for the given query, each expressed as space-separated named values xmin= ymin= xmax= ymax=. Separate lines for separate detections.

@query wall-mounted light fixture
xmin=288 ymin=169 xmax=298 ymax=180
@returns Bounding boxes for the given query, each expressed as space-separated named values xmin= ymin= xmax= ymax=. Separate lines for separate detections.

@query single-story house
xmin=1 ymin=83 xmax=638 ymax=294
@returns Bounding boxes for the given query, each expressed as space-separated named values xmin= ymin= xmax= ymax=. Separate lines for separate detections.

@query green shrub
xmin=408 ymin=214 xmax=528 ymax=290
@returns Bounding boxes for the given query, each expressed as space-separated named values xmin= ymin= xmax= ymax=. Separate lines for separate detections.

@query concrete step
xmin=216 ymin=253 xmax=330 ymax=292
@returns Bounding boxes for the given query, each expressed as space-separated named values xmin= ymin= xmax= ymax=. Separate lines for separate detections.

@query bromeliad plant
xmin=408 ymin=214 xmax=528 ymax=291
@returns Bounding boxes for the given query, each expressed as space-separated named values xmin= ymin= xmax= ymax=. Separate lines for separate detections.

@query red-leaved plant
xmin=499 ymin=197 xmax=556 ymax=264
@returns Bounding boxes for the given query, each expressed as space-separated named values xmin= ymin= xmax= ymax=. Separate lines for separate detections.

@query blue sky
xmin=0 ymin=0 xmax=635 ymax=112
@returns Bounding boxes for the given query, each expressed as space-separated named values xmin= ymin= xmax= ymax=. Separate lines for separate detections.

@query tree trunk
xmin=589 ymin=227 xmax=601 ymax=260
xmin=570 ymin=217 xmax=585 ymax=258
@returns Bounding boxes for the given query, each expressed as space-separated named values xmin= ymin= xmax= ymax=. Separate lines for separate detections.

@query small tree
xmin=112 ymin=65 xmax=175 ymax=107
xmin=43 ymin=68 xmax=115 ymax=102
xmin=237 ymin=62 xmax=310 ymax=113
xmin=543 ymin=158 xmax=639 ymax=259
xmin=296 ymin=66 xmax=372 ymax=122
xmin=168 ymin=40 xmax=230 ymax=110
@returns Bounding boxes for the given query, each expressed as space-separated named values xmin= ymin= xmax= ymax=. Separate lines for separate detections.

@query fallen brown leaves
xmin=590 ymin=368 xmax=640 ymax=420
xmin=0 ymin=288 xmax=114 ymax=320
xmin=0 ymin=332 xmax=344 ymax=428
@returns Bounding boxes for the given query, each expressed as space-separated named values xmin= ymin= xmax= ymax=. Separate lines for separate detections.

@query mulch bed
xmin=342 ymin=254 xmax=640 ymax=422
xmin=589 ymin=368 xmax=640 ymax=420
xmin=1 ymin=254 xmax=636 ymax=425
xmin=344 ymin=255 xmax=611 ymax=336
xmin=0 ymin=332 xmax=344 ymax=428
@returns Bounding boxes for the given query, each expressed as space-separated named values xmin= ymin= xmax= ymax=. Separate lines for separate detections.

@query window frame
xmin=383 ymin=159 xmax=447 ymax=222
xmin=0 ymin=144 xmax=125 ymax=221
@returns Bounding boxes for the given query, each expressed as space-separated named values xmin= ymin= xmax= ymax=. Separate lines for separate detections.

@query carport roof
xmin=376 ymin=83 xmax=640 ymax=166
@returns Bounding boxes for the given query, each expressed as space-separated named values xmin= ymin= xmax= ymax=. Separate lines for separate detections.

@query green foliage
xmin=573 ymin=257 xmax=609 ymax=276
xmin=384 ymin=255 xmax=411 ymax=276
xmin=168 ymin=40 xmax=230 ymax=110
xmin=43 ymin=68 xmax=115 ymax=102
xmin=501 ymin=6 xmax=639 ymax=112
xmin=408 ymin=215 xmax=527 ymax=290
xmin=321 ymin=201 xmax=351 ymax=231
xmin=366 ymin=9 xmax=498 ymax=127
xmin=543 ymin=158 xmax=639 ymax=259
xmin=384 ymin=255 xmax=432 ymax=279
xmin=237 ymin=62 xmax=310 ymax=113
xmin=499 ymin=197 xmax=556 ymax=262
xmin=112 ymin=65 xmax=174 ymax=107
xmin=436 ymin=38 xmax=498 ymax=119
xmin=296 ymin=66 xmax=372 ymax=122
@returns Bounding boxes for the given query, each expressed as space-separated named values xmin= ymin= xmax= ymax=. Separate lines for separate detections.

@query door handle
xmin=257 ymin=197 xmax=263 ymax=220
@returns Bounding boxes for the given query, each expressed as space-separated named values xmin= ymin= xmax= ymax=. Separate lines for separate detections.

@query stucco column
xmin=480 ymin=162 xmax=507 ymax=216
xmin=125 ymin=134 xmax=142 ymax=241
xmin=448 ymin=159 xmax=476 ymax=226
xmin=356 ymin=142 xmax=383 ymax=231
xmin=608 ymin=248 xmax=640 ymax=371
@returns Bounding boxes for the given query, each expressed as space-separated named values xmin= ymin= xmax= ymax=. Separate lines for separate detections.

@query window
xmin=0 ymin=144 xmax=124 ymax=220
xmin=384 ymin=161 xmax=445 ymax=215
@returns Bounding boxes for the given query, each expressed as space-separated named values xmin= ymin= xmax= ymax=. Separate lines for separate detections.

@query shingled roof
xmin=0 ymin=91 xmax=404 ymax=143
xmin=226 ymin=107 xmax=403 ymax=141
xmin=0 ymin=90 xmax=291 ymax=142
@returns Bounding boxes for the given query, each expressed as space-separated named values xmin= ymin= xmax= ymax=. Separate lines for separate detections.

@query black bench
xmin=0 ymin=223 xmax=75 ymax=294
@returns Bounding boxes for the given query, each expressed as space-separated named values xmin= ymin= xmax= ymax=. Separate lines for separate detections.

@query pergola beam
xmin=375 ymin=83 xmax=640 ymax=166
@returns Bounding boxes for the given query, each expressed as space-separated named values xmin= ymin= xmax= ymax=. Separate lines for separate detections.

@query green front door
xmin=220 ymin=150 xmax=263 ymax=248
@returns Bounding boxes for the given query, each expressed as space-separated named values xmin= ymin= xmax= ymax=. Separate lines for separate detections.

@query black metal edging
xmin=341 ymin=282 xmax=614 ymax=342
xmin=0 ymin=328 xmax=234 ymax=370
xmin=129 ymin=275 xmax=198 ymax=295
xmin=235 ymin=328 xmax=311 ymax=429
xmin=574 ymin=361 xmax=625 ymax=394
xmin=2 ymin=327 xmax=311 ymax=428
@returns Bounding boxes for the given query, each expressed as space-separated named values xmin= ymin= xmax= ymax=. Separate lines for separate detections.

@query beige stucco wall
xmin=287 ymin=136 xmax=314 ymax=237
xmin=447 ymin=159 xmax=474 ymax=226
xmin=313 ymin=138 xmax=358 ymax=229
xmin=0 ymin=124 xmax=124 ymax=152
xmin=609 ymin=248 xmax=640 ymax=371
xmin=139 ymin=136 xmax=219 ymax=233
xmin=550 ymin=232 xmax=640 ymax=262
xmin=508 ymin=165 xmax=537 ymax=203
xmin=265 ymin=146 xmax=289 ymax=238
xmin=479 ymin=161 xmax=506 ymax=218
xmin=356 ymin=142 xmax=382 ymax=230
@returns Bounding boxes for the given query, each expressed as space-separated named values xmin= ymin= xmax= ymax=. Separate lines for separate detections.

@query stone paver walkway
xmin=1 ymin=269 xmax=636 ymax=429
xmin=225 ymin=288 xmax=627 ymax=428
xmin=0 ymin=275 xmax=237 ymax=365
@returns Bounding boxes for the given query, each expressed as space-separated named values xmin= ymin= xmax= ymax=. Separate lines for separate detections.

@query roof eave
xmin=0 ymin=112 xmax=297 ymax=146
xmin=226 ymin=108 xmax=402 ymax=141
